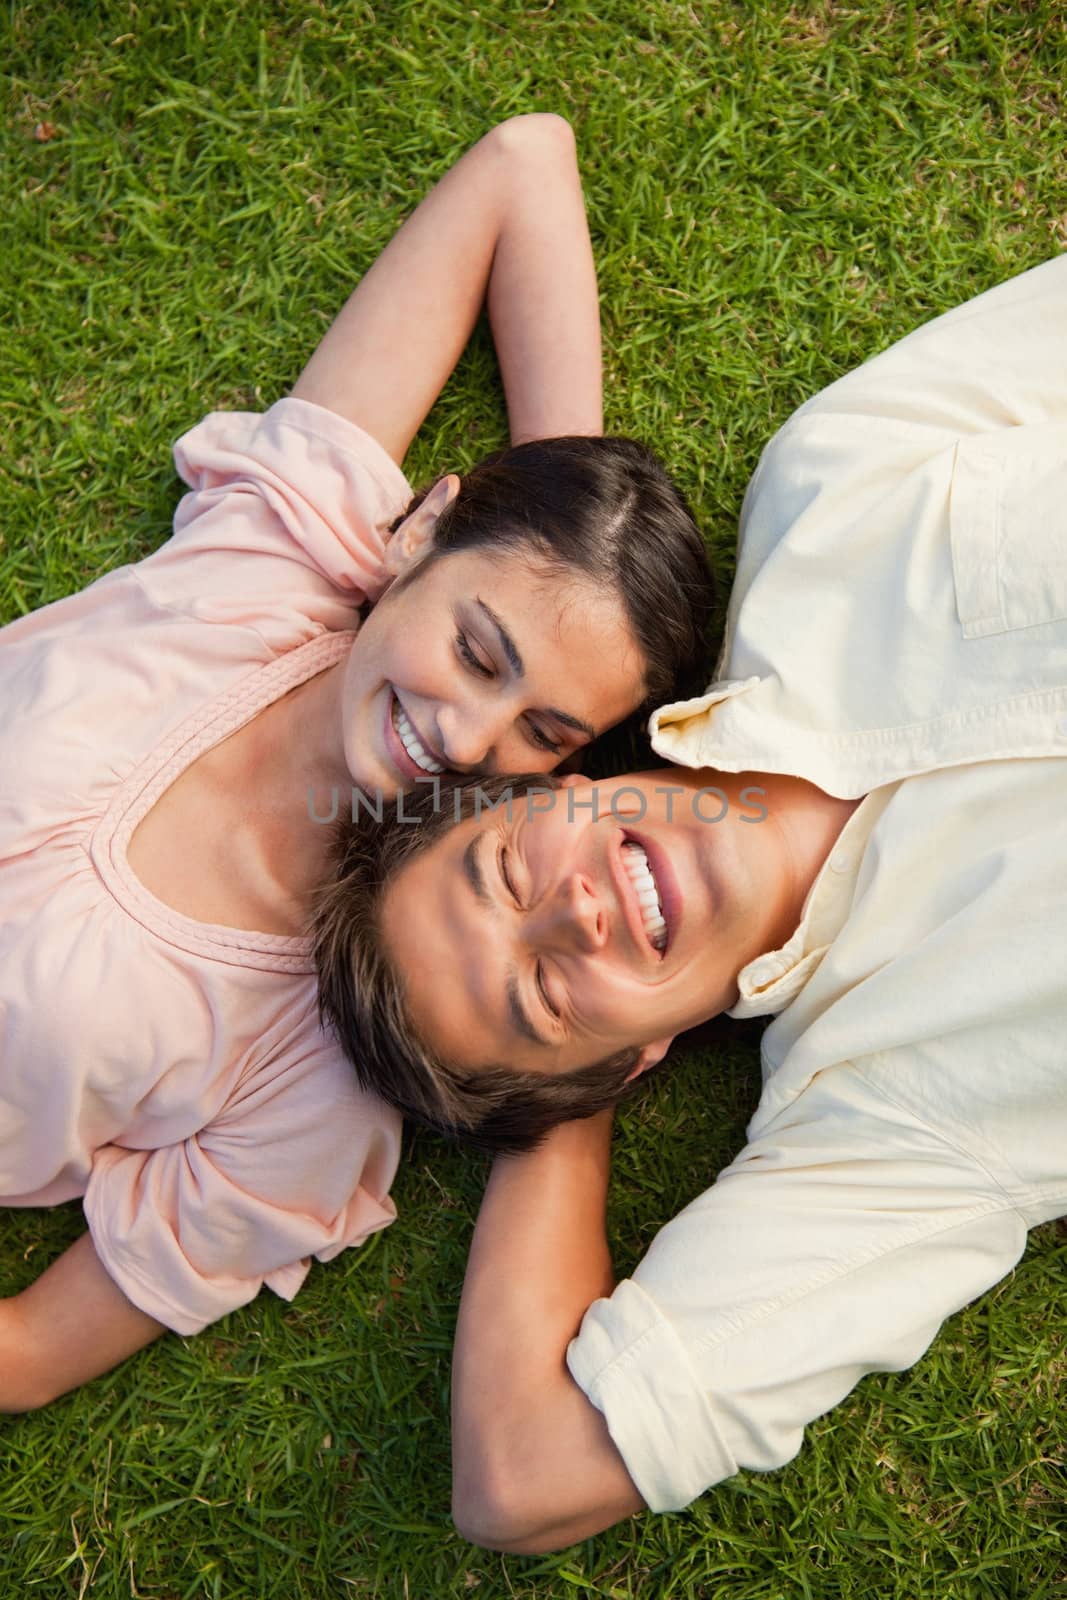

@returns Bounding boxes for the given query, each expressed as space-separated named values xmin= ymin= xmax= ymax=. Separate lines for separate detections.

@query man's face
xmin=380 ymin=771 xmax=789 ymax=1078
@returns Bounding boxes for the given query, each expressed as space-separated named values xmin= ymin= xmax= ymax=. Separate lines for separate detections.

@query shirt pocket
xmin=949 ymin=426 xmax=1067 ymax=638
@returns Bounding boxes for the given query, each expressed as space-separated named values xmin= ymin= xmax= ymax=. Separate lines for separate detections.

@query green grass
xmin=2 ymin=0 xmax=1066 ymax=1595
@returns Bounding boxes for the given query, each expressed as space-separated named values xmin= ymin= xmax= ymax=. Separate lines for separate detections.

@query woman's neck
xmin=256 ymin=660 xmax=352 ymax=817
xmin=231 ymin=660 xmax=353 ymax=907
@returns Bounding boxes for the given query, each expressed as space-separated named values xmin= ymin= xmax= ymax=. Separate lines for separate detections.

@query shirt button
xmin=830 ymin=850 xmax=852 ymax=873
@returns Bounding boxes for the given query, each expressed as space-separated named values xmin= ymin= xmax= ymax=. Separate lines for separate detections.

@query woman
xmin=0 ymin=116 xmax=715 ymax=1409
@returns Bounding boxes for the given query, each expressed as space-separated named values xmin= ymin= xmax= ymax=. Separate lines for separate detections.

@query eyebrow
xmin=462 ymin=831 xmax=551 ymax=1048
xmin=476 ymin=598 xmax=523 ymax=676
xmin=475 ymin=597 xmax=597 ymax=740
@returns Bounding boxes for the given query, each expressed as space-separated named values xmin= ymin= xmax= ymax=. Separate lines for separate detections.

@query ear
xmin=625 ymin=1037 xmax=672 ymax=1083
xmin=383 ymin=474 xmax=461 ymax=578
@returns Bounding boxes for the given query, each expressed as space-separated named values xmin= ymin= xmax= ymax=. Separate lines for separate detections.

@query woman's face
xmin=340 ymin=535 xmax=647 ymax=799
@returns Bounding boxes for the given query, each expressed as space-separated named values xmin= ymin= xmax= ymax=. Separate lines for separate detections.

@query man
xmin=313 ymin=257 xmax=1067 ymax=1550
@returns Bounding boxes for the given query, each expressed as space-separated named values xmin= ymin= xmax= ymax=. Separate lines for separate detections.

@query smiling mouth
xmin=620 ymin=839 xmax=667 ymax=952
xmin=390 ymin=695 xmax=445 ymax=775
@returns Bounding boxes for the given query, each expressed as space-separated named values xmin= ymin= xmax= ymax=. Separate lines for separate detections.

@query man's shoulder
xmin=751 ymin=253 xmax=1067 ymax=509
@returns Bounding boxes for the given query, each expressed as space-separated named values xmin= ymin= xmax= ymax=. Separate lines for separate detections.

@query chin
xmin=351 ymin=756 xmax=398 ymax=803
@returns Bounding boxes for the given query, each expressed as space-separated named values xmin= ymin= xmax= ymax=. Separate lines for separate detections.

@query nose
xmin=435 ymin=700 xmax=506 ymax=773
xmin=523 ymin=872 xmax=607 ymax=955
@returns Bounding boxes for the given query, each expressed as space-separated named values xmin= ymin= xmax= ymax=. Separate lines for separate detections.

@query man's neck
xmin=755 ymin=772 xmax=864 ymax=950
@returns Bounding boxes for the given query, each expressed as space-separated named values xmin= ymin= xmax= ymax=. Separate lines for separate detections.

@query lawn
xmin=1 ymin=1 xmax=1065 ymax=1596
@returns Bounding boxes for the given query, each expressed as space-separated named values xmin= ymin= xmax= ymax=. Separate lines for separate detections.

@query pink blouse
xmin=0 ymin=397 xmax=412 ymax=1334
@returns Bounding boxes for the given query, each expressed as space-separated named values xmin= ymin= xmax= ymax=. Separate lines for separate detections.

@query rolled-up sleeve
xmin=83 ymin=1042 xmax=403 ymax=1335
xmin=566 ymin=1063 xmax=1029 ymax=1512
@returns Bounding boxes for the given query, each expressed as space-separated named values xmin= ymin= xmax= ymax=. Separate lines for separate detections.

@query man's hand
xmin=450 ymin=1112 xmax=646 ymax=1552
xmin=0 ymin=1231 xmax=165 ymax=1412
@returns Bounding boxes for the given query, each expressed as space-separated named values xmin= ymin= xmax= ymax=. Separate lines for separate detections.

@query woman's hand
xmin=291 ymin=114 xmax=602 ymax=462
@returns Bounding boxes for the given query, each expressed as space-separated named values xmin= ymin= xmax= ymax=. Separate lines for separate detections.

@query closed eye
xmin=536 ymin=960 xmax=560 ymax=1021
xmin=497 ymin=834 xmax=562 ymax=1029
xmin=455 ymin=630 xmax=495 ymax=678
xmin=499 ymin=842 xmax=521 ymax=906
xmin=525 ymin=718 xmax=563 ymax=756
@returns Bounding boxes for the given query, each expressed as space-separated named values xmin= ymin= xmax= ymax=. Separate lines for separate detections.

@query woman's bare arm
xmin=0 ymin=1232 xmax=164 ymax=1412
xmin=291 ymin=113 xmax=602 ymax=459
xmin=450 ymin=1111 xmax=645 ymax=1552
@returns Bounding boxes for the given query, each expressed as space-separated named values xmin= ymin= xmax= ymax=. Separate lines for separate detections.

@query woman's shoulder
xmin=156 ymin=396 xmax=414 ymax=617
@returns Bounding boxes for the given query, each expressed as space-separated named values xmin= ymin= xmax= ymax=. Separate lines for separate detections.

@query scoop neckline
xmin=88 ymin=630 xmax=356 ymax=972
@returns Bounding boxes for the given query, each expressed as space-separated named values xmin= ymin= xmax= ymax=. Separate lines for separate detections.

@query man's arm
xmin=0 ymin=1231 xmax=165 ymax=1412
xmin=452 ymin=1065 xmax=1039 ymax=1552
xmin=451 ymin=1111 xmax=645 ymax=1553
xmin=292 ymin=113 xmax=601 ymax=458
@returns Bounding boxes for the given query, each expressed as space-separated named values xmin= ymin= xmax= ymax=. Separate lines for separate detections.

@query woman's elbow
xmin=486 ymin=112 xmax=576 ymax=165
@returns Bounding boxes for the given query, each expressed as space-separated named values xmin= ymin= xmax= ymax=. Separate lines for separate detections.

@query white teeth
xmin=392 ymin=701 xmax=444 ymax=774
xmin=622 ymin=841 xmax=667 ymax=952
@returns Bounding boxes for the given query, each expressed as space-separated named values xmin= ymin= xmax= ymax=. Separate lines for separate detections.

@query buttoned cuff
xmin=566 ymin=1277 xmax=735 ymax=1512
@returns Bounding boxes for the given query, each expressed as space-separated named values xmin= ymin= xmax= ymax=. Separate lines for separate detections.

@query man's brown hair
xmin=311 ymin=775 xmax=643 ymax=1155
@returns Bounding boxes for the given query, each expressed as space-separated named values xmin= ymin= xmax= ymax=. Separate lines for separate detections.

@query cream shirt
xmin=567 ymin=256 xmax=1067 ymax=1511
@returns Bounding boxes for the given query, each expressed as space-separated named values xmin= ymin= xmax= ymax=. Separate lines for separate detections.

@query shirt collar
xmin=725 ymin=787 xmax=893 ymax=1019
